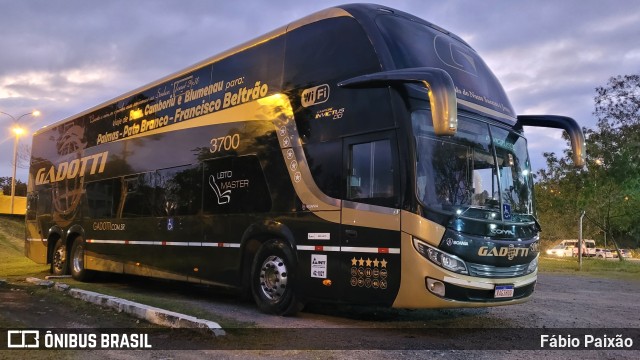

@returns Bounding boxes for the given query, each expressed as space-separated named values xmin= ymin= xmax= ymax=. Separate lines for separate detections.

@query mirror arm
xmin=516 ymin=115 xmax=586 ymax=167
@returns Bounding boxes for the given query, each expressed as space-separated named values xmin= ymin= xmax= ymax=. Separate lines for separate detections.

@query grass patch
xmin=55 ymin=277 xmax=253 ymax=328
xmin=0 ymin=215 xmax=49 ymax=280
xmin=540 ymin=256 xmax=640 ymax=280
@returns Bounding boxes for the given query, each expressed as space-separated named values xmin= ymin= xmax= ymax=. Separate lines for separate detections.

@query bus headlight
xmin=413 ymin=238 xmax=468 ymax=275
xmin=526 ymin=256 xmax=538 ymax=274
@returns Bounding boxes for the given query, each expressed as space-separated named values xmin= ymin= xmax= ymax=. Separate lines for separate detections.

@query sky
xmin=1 ymin=0 xmax=639 ymax=182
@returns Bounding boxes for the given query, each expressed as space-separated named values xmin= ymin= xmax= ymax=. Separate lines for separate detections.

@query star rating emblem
xmin=372 ymin=258 xmax=379 ymax=267
xmin=358 ymin=257 xmax=365 ymax=266
xmin=351 ymin=257 xmax=357 ymax=266
xmin=365 ymin=258 xmax=372 ymax=267
xmin=380 ymin=258 xmax=387 ymax=268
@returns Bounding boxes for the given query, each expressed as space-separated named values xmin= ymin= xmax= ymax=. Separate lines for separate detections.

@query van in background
xmin=559 ymin=239 xmax=596 ymax=257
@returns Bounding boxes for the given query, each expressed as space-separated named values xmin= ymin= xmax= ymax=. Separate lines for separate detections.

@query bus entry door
xmin=341 ymin=134 xmax=401 ymax=306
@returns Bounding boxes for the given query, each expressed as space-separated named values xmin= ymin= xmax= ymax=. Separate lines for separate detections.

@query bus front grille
xmin=466 ymin=262 xmax=530 ymax=278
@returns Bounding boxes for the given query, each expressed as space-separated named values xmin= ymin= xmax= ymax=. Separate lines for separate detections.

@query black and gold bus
xmin=25 ymin=4 xmax=585 ymax=315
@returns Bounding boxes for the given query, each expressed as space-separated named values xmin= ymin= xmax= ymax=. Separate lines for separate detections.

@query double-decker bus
xmin=25 ymin=4 xmax=585 ymax=315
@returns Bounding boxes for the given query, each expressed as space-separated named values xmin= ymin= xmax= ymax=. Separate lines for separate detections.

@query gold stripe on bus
xmin=287 ymin=8 xmax=352 ymax=31
xmin=110 ymin=94 xmax=287 ymax=143
xmin=279 ymin=147 xmax=341 ymax=213
xmin=392 ymin=232 xmax=438 ymax=308
xmin=308 ymin=211 xmax=341 ymax=224
xmin=342 ymin=206 xmax=400 ymax=231
xmin=266 ymin=94 xmax=343 ymax=221
xmin=400 ymin=210 xmax=446 ymax=246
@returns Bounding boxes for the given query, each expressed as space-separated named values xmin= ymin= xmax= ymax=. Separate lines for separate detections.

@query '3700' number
xmin=210 ymin=134 xmax=240 ymax=153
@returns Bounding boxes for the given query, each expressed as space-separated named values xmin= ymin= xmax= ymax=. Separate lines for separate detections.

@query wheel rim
xmin=259 ymin=255 xmax=288 ymax=301
xmin=72 ymin=244 xmax=84 ymax=274
xmin=53 ymin=245 xmax=66 ymax=273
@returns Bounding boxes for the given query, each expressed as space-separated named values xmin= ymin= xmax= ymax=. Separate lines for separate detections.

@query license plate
xmin=494 ymin=285 xmax=514 ymax=298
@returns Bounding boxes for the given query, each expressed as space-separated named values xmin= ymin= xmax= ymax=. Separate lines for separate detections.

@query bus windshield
xmin=412 ymin=110 xmax=534 ymax=223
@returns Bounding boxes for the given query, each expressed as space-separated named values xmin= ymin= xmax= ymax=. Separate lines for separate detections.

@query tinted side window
xmin=285 ymin=17 xmax=380 ymax=88
xmin=121 ymin=174 xmax=154 ymax=218
xmin=348 ymin=139 xmax=395 ymax=206
xmin=154 ymin=165 xmax=201 ymax=216
xmin=87 ymin=166 xmax=201 ymax=219
xmin=284 ymin=17 xmax=392 ymax=142
xmin=203 ymin=155 xmax=271 ymax=214
xmin=86 ymin=178 xmax=121 ymax=218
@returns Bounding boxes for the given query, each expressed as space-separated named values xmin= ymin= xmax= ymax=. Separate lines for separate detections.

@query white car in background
xmin=546 ymin=244 xmax=573 ymax=257
xmin=594 ymin=248 xmax=613 ymax=259
xmin=611 ymin=249 xmax=632 ymax=258
xmin=619 ymin=249 xmax=632 ymax=258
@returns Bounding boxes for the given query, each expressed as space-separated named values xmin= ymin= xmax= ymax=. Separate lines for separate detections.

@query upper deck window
xmin=285 ymin=17 xmax=380 ymax=88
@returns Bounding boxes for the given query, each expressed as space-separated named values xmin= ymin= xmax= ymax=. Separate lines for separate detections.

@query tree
xmin=590 ymin=74 xmax=640 ymax=247
xmin=0 ymin=177 xmax=27 ymax=197
xmin=536 ymin=74 xmax=640 ymax=248
xmin=534 ymin=146 xmax=592 ymax=242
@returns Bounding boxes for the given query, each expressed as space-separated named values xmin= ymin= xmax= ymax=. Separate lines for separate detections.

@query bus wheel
xmin=51 ymin=239 xmax=68 ymax=275
xmin=70 ymin=237 xmax=94 ymax=281
xmin=251 ymin=240 xmax=303 ymax=316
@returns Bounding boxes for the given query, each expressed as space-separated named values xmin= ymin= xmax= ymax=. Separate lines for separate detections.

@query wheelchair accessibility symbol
xmin=502 ymin=204 xmax=512 ymax=220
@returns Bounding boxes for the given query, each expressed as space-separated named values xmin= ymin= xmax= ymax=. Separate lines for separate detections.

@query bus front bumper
xmin=392 ymin=232 xmax=537 ymax=309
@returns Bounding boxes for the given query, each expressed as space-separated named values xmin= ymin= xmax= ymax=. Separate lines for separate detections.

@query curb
xmin=25 ymin=277 xmax=225 ymax=336
xmin=26 ymin=277 xmax=54 ymax=287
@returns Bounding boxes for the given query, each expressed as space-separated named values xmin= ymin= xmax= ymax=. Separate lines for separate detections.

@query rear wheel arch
xmin=47 ymin=227 xmax=66 ymax=275
xmin=46 ymin=226 xmax=64 ymax=264
xmin=66 ymin=225 xmax=85 ymax=243
xmin=239 ymin=220 xmax=299 ymax=288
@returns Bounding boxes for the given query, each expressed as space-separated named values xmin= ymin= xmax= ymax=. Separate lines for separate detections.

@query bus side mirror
xmin=339 ymin=67 xmax=458 ymax=136
xmin=516 ymin=115 xmax=586 ymax=168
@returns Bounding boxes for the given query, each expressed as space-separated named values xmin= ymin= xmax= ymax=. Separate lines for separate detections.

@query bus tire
xmin=251 ymin=239 xmax=303 ymax=316
xmin=51 ymin=238 xmax=68 ymax=276
xmin=70 ymin=237 xmax=94 ymax=281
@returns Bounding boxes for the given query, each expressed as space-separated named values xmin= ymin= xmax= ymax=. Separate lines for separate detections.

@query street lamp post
xmin=10 ymin=126 xmax=26 ymax=214
xmin=0 ymin=110 xmax=40 ymax=214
